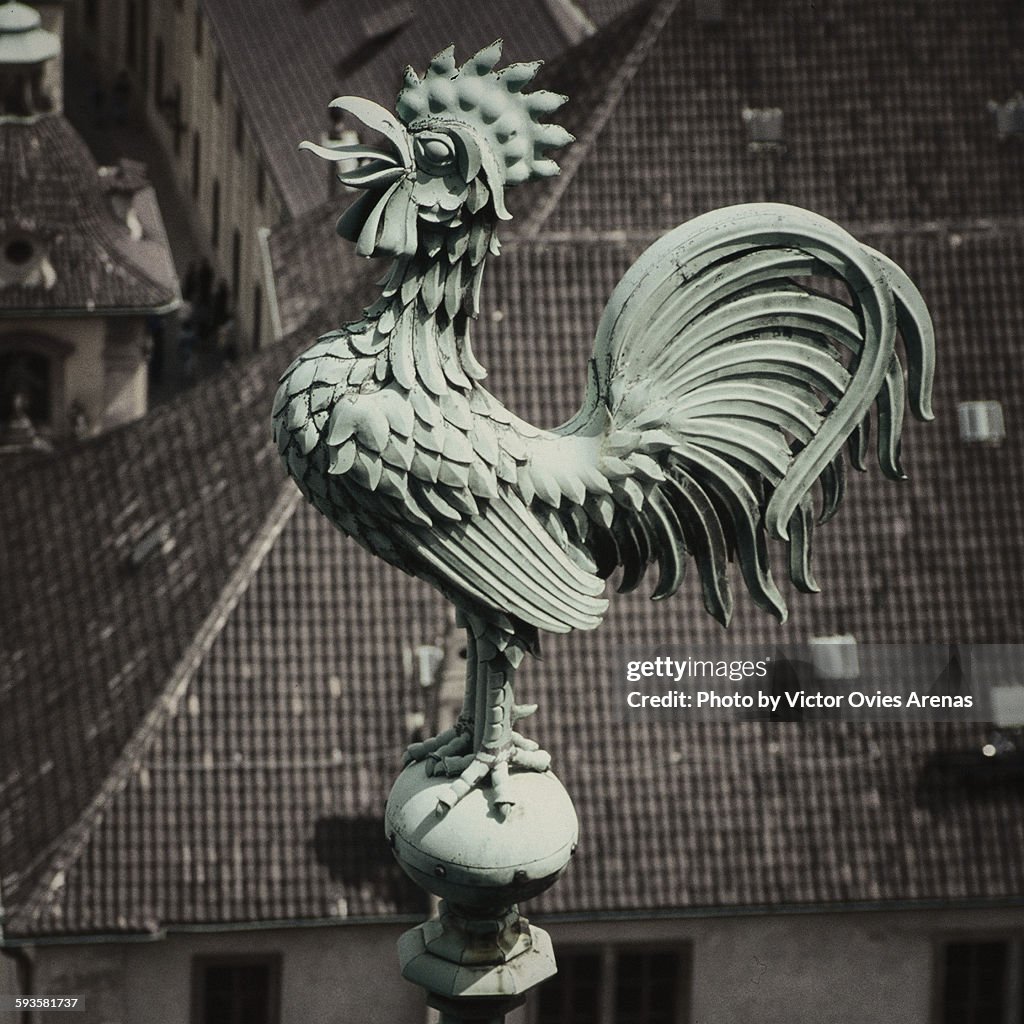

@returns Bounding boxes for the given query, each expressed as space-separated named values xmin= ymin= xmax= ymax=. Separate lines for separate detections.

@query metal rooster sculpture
xmin=273 ymin=42 xmax=934 ymax=819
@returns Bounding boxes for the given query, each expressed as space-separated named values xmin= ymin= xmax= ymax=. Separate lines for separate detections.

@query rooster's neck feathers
xmin=352 ymin=218 xmax=497 ymax=390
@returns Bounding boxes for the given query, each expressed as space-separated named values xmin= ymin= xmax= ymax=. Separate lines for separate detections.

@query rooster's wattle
xmin=273 ymin=42 xmax=935 ymax=817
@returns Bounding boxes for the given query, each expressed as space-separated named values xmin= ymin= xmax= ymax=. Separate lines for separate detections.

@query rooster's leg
xmin=434 ymin=619 xmax=551 ymax=819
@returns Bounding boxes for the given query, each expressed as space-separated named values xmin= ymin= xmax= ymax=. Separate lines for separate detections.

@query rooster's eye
xmin=414 ymin=132 xmax=457 ymax=175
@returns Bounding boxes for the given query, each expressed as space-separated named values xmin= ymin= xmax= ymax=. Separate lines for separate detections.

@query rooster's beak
xmin=299 ymin=97 xmax=412 ymax=189
xmin=301 ymin=96 xmax=422 ymax=257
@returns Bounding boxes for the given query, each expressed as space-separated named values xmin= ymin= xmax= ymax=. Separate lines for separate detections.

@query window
xmin=211 ymin=179 xmax=220 ymax=249
xmin=938 ymin=939 xmax=1024 ymax=1024
xmin=533 ymin=946 xmax=691 ymax=1024
xmin=0 ymin=351 xmax=51 ymax=426
xmin=536 ymin=950 xmax=601 ymax=1024
xmin=192 ymin=955 xmax=281 ymax=1024
xmin=0 ymin=333 xmax=72 ymax=433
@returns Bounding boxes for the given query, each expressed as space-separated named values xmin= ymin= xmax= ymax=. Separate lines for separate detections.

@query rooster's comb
xmin=396 ymin=40 xmax=573 ymax=184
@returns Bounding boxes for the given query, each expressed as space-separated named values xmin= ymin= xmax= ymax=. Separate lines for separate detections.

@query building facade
xmin=65 ymin=0 xmax=282 ymax=350
xmin=0 ymin=2 xmax=178 ymax=447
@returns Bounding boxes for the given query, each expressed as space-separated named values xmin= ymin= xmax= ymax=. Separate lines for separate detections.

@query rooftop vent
xmin=413 ymin=644 xmax=443 ymax=688
xmin=988 ymin=95 xmax=1024 ymax=140
xmin=807 ymin=634 xmax=859 ymax=680
xmin=129 ymin=522 xmax=175 ymax=568
xmin=742 ymin=107 xmax=784 ymax=151
xmin=991 ymin=687 xmax=1024 ymax=728
xmin=958 ymin=400 xmax=1005 ymax=445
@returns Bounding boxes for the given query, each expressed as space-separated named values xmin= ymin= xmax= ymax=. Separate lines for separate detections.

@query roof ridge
xmin=7 ymin=484 xmax=302 ymax=934
xmin=519 ymin=214 xmax=1024 ymax=246
xmin=521 ymin=0 xmax=682 ymax=237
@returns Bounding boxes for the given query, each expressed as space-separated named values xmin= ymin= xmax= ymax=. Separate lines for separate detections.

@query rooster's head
xmin=300 ymin=41 xmax=573 ymax=259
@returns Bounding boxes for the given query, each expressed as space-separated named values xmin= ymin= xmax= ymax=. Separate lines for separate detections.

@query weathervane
xmin=274 ymin=40 xmax=934 ymax=1022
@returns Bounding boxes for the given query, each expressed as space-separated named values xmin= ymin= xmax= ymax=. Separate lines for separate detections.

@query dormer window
xmin=0 ymin=232 xmax=55 ymax=289
xmin=5 ymin=237 xmax=32 ymax=265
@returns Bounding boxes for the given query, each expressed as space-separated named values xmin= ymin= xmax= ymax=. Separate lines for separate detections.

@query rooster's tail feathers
xmin=589 ymin=203 xmax=935 ymax=624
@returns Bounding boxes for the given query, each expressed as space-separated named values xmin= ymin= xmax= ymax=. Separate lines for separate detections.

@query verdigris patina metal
xmin=273 ymin=40 xmax=934 ymax=1020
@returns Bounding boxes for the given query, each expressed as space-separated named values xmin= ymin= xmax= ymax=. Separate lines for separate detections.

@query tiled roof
xmin=204 ymin=0 xmax=578 ymax=218
xmin=0 ymin=339 xmax=303 ymax=928
xmin=6 ymin=0 xmax=1024 ymax=940
xmin=6 ymin=222 xmax=1023 ymax=937
xmin=573 ymin=0 xmax=648 ymax=29
xmin=268 ymin=205 xmax=381 ymax=341
xmin=527 ymin=0 xmax=1024 ymax=235
xmin=0 ymin=116 xmax=178 ymax=314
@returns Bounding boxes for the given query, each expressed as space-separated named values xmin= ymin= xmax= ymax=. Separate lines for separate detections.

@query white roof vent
xmin=991 ymin=687 xmax=1024 ymax=727
xmin=742 ymin=107 xmax=784 ymax=151
xmin=958 ymin=400 xmax=1005 ymax=445
xmin=807 ymin=634 xmax=859 ymax=680
xmin=412 ymin=644 xmax=443 ymax=688
xmin=988 ymin=95 xmax=1024 ymax=140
